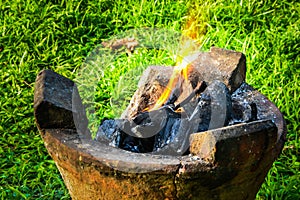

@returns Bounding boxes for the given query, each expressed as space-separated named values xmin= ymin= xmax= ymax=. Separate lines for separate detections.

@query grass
xmin=0 ymin=0 xmax=299 ymax=199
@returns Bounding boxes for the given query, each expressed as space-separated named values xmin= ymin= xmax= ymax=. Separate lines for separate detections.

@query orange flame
xmin=148 ymin=36 xmax=199 ymax=111
xmin=150 ymin=67 xmax=183 ymax=111
xmin=148 ymin=3 xmax=205 ymax=111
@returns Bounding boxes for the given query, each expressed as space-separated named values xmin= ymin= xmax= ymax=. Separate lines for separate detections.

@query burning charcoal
xmin=96 ymin=48 xmax=245 ymax=155
xmin=97 ymin=80 xmax=233 ymax=155
xmin=153 ymin=81 xmax=232 ymax=155
xmin=174 ymin=81 xmax=207 ymax=111
xmin=121 ymin=66 xmax=174 ymax=119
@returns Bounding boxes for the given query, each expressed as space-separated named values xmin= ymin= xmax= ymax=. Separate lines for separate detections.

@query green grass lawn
xmin=0 ymin=0 xmax=299 ymax=199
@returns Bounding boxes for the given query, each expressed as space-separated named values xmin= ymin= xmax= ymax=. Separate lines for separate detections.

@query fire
xmin=149 ymin=65 xmax=185 ymax=111
xmin=149 ymin=38 xmax=199 ymax=111
xmin=148 ymin=3 xmax=205 ymax=111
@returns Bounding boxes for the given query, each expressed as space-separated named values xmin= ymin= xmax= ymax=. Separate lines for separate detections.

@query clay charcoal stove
xmin=34 ymin=47 xmax=286 ymax=200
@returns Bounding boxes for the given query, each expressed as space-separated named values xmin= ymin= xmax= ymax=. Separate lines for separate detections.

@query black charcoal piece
xmin=96 ymin=119 xmax=123 ymax=147
xmin=119 ymin=106 xmax=178 ymax=139
xmin=205 ymin=80 xmax=232 ymax=129
xmin=230 ymin=101 xmax=252 ymax=124
xmin=96 ymin=118 xmax=155 ymax=153
xmin=188 ymin=93 xmax=211 ymax=132
xmin=229 ymin=83 xmax=258 ymax=125
xmin=120 ymin=106 xmax=180 ymax=153
xmin=129 ymin=107 xmax=169 ymax=138
xmin=153 ymin=118 xmax=200 ymax=155
xmin=97 ymin=106 xmax=182 ymax=153
xmin=182 ymin=99 xmax=199 ymax=117
xmin=153 ymin=116 xmax=181 ymax=152
xmin=120 ymin=134 xmax=153 ymax=153
xmin=187 ymin=80 xmax=232 ymax=132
